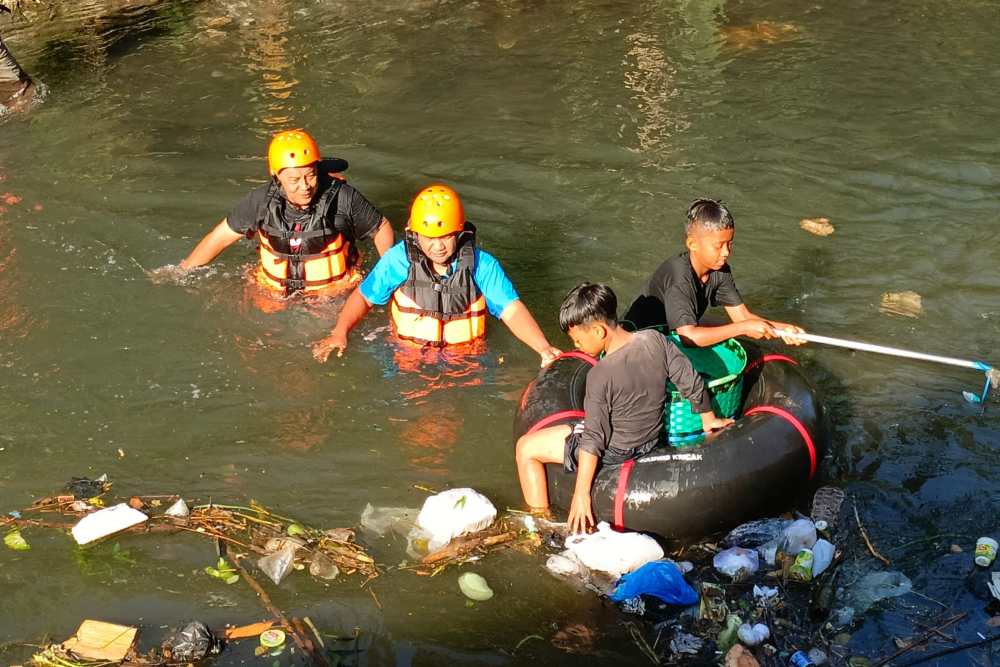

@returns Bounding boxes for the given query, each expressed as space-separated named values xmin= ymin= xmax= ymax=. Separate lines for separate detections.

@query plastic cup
xmin=975 ymin=537 xmax=998 ymax=567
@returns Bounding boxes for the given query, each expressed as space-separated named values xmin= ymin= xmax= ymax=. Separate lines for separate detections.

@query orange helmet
xmin=407 ymin=184 xmax=465 ymax=238
xmin=267 ymin=129 xmax=320 ymax=175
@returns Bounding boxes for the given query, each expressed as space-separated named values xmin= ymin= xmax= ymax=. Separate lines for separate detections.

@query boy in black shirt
xmin=623 ymin=198 xmax=805 ymax=347
xmin=515 ymin=283 xmax=732 ymax=534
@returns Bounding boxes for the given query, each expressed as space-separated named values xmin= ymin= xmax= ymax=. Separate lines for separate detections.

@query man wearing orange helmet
xmin=312 ymin=184 xmax=560 ymax=365
xmin=178 ymin=129 xmax=394 ymax=294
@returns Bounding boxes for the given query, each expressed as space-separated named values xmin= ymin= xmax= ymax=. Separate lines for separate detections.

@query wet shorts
xmin=563 ymin=421 xmax=660 ymax=473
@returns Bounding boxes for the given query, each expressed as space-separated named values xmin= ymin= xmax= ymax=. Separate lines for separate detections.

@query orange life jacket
xmin=257 ymin=172 xmax=351 ymax=294
xmin=389 ymin=225 xmax=487 ymax=347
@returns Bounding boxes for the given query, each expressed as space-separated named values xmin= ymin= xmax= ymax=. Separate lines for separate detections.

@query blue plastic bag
xmin=608 ymin=560 xmax=699 ymax=606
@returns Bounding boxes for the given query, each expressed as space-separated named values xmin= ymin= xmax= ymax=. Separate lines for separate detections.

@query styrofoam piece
xmin=416 ymin=488 xmax=497 ymax=551
xmin=71 ymin=503 xmax=148 ymax=545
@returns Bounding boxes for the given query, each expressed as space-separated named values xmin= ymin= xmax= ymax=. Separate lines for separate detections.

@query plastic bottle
xmin=811 ymin=539 xmax=835 ymax=577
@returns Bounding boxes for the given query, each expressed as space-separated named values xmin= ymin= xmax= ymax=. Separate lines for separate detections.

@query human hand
xmin=701 ymin=412 xmax=734 ymax=433
xmin=567 ymin=492 xmax=595 ymax=535
xmin=312 ymin=330 xmax=348 ymax=363
xmin=771 ymin=322 xmax=806 ymax=346
xmin=147 ymin=263 xmax=190 ymax=285
xmin=539 ymin=345 xmax=562 ymax=368
xmin=741 ymin=318 xmax=777 ymax=340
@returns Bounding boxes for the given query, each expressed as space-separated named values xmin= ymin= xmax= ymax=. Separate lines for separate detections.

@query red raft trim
xmin=612 ymin=458 xmax=637 ymax=531
xmin=552 ymin=351 xmax=597 ymax=366
xmin=525 ymin=409 xmax=586 ymax=435
xmin=745 ymin=353 xmax=798 ymax=372
xmin=744 ymin=405 xmax=817 ymax=479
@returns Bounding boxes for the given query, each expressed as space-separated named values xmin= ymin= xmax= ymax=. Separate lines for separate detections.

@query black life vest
xmin=389 ymin=224 xmax=487 ymax=346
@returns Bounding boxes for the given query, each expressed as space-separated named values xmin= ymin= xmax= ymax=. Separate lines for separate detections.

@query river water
xmin=1 ymin=0 xmax=999 ymax=664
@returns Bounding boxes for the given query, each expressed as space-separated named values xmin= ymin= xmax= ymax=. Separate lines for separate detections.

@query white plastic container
xmin=563 ymin=522 xmax=663 ymax=578
xmin=811 ymin=539 xmax=835 ymax=577
xmin=416 ymin=488 xmax=497 ymax=551
xmin=71 ymin=503 xmax=148 ymax=545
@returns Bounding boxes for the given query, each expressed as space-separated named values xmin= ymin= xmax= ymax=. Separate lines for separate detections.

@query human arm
xmin=725 ymin=304 xmax=806 ymax=345
xmin=372 ymin=218 xmax=394 ymax=256
xmin=179 ymin=219 xmax=243 ymax=269
xmin=500 ymin=300 xmax=561 ymax=366
xmin=312 ymin=288 xmax=373 ymax=362
xmin=567 ymin=450 xmax=598 ymax=534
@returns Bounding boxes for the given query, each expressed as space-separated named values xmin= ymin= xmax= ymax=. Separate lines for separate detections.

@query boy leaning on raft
xmin=515 ymin=283 xmax=733 ymax=534
xmin=623 ymin=198 xmax=805 ymax=347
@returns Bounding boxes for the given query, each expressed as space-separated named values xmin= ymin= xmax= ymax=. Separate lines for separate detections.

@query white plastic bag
xmin=713 ymin=547 xmax=760 ymax=580
xmin=780 ymin=519 xmax=817 ymax=554
xmin=416 ymin=488 xmax=497 ymax=551
xmin=563 ymin=522 xmax=663 ymax=578
xmin=737 ymin=623 xmax=770 ymax=646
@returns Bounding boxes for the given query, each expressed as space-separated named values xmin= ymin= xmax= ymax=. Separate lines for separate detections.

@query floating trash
xmin=800 ymin=217 xmax=835 ymax=237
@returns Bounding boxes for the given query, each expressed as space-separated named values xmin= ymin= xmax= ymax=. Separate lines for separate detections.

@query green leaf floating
xmin=205 ymin=557 xmax=239 ymax=584
xmin=287 ymin=523 xmax=306 ymax=537
xmin=458 ymin=572 xmax=494 ymax=601
xmin=4 ymin=530 xmax=29 ymax=551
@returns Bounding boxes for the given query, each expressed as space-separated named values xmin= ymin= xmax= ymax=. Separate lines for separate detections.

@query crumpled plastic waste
xmin=309 ymin=551 xmax=340 ymax=580
xmin=779 ymin=519 xmax=818 ymax=554
xmin=669 ymin=631 xmax=703 ymax=655
xmin=713 ymin=547 xmax=759 ymax=581
xmin=621 ymin=596 xmax=646 ymax=615
xmin=737 ymin=623 xmax=770 ymax=646
xmin=359 ymin=504 xmax=418 ymax=538
xmin=66 ymin=476 xmax=109 ymax=500
xmin=608 ymin=560 xmax=699 ymax=606
xmin=723 ymin=518 xmax=792 ymax=549
xmin=546 ymin=552 xmax=584 ymax=577
xmin=164 ymin=498 xmax=190 ymax=518
xmin=257 ymin=541 xmax=297 ymax=585
xmin=717 ymin=614 xmax=743 ymax=653
xmin=4 ymin=529 xmax=29 ymax=551
xmin=753 ymin=585 xmax=779 ymax=599
xmin=842 ymin=570 xmax=912 ymax=614
xmin=162 ymin=621 xmax=220 ymax=662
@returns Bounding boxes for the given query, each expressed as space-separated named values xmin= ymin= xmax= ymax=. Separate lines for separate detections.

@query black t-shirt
xmin=226 ymin=169 xmax=384 ymax=245
xmin=623 ymin=251 xmax=743 ymax=331
xmin=577 ymin=330 xmax=711 ymax=460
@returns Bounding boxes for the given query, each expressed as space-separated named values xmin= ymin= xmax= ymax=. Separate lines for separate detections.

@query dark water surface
xmin=2 ymin=0 xmax=1000 ymax=664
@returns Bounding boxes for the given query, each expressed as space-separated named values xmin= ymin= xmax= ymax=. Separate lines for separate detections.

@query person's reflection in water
xmin=396 ymin=399 xmax=464 ymax=475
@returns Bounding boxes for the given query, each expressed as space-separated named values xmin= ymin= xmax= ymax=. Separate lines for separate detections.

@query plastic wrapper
xmin=713 ymin=547 xmax=759 ymax=580
xmin=608 ymin=560 xmax=698 ymax=606
xmin=163 ymin=621 xmax=220 ymax=662
xmin=564 ymin=522 xmax=663 ymax=578
xmin=257 ymin=541 xmax=297 ymax=585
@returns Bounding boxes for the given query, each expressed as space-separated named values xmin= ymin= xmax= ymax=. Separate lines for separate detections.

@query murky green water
xmin=2 ymin=0 xmax=1000 ymax=663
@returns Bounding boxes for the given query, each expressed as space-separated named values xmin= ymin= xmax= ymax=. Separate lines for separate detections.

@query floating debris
xmin=800 ymin=217 xmax=835 ymax=237
xmin=458 ymin=572 xmax=495 ymax=601
xmin=722 ymin=21 xmax=801 ymax=50
xmin=879 ymin=291 xmax=923 ymax=318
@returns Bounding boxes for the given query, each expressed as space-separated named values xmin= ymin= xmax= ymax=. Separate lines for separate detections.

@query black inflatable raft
xmin=512 ymin=347 xmax=827 ymax=538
